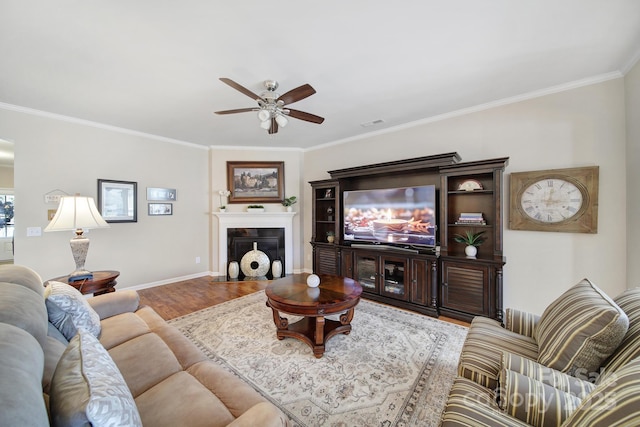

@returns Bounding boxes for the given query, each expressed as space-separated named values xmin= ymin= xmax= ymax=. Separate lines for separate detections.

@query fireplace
xmin=213 ymin=211 xmax=296 ymax=277
xmin=227 ymin=228 xmax=284 ymax=279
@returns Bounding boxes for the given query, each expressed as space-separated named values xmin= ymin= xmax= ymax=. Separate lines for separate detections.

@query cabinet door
xmin=341 ymin=249 xmax=354 ymax=278
xmin=410 ymin=258 xmax=431 ymax=306
xmin=314 ymin=244 xmax=338 ymax=275
xmin=380 ymin=255 xmax=409 ymax=301
xmin=354 ymin=253 xmax=379 ymax=294
xmin=440 ymin=260 xmax=490 ymax=317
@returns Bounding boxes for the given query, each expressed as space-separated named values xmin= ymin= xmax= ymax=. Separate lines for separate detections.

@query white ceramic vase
xmin=271 ymin=260 xmax=282 ymax=278
xmin=465 ymin=245 xmax=478 ymax=258
xmin=228 ymin=261 xmax=239 ymax=279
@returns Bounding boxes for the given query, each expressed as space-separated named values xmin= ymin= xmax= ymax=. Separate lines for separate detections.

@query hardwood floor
xmin=138 ymin=274 xmax=470 ymax=327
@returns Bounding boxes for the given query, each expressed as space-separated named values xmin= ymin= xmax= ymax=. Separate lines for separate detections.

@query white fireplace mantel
xmin=212 ymin=211 xmax=297 ymax=276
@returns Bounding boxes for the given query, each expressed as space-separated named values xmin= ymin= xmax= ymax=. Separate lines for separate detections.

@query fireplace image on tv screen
xmin=343 ymin=185 xmax=436 ymax=247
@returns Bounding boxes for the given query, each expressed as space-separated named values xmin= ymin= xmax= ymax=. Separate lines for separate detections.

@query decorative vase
xmin=307 ymin=274 xmax=320 ymax=288
xmin=219 ymin=207 xmax=226 ymax=212
xmin=465 ymin=245 xmax=478 ymax=258
xmin=287 ymin=206 xmax=293 ymax=212
xmin=247 ymin=208 xmax=265 ymax=213
xmin=271 ymin=260 xmax=282 ymax=278
xmin=327 ymin=235 xmax=335 ymax=243
xmin=228 ymin=261 xmax=239 ymax=279
xmin=240 ymin=242 xmax=270 ymax=277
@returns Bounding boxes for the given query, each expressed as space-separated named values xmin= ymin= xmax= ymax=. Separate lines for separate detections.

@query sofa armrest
xmin=504 ymin=308 xmax=540 ymax=337
xmin=87 ymin=290 xmax=140 ymax=320
xmin=226 ymin=402 xmax=290 ymax=427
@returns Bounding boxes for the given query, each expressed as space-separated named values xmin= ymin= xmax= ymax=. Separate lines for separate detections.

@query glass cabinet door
xmin=381 ymin=256 xmax=409 ymax=301
xmin=354 ymin=254 xmax=379 ymax=293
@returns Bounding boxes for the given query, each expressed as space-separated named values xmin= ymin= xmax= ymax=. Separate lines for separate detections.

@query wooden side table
xmin=48 ymin=270 xmax=120 ymax=296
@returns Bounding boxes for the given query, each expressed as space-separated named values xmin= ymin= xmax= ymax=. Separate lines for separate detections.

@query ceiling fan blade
xmin=268 ymin=118 xmax=278 ymax=134
xmin=277 ymin=84 xmax=316 ymax=105
xmin=219 ymin=78 xmax=262 ymax=100
xmin=287 ymin=109 xmax=325 ymax=124
xmin=214 ymin=108 xmax=256 ymax=115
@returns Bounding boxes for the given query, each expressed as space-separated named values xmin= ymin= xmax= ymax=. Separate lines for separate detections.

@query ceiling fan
xmin=214 ymin=78 xmax=325 ymax=134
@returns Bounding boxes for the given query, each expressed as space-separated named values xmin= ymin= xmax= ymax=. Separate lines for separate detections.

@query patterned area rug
xmin=169 ymin=290 xmax=467 ymax=426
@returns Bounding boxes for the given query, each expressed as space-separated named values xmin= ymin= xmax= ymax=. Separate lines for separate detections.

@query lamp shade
xmin=45 ymin=196 xmax=109 ymax=232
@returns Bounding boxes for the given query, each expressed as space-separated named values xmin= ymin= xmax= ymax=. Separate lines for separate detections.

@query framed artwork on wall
xmin=97 ymin=179 xmax=137 ymax=223
xmin=147 ymin=187 xmax=177 ymax=201
xmin=226 ymin=161 xmax=284 ymax=204
xmin=148 ymin=203 xmax=173 ymax=216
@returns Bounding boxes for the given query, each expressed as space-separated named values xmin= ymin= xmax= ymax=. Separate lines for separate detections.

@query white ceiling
xmin=1 ymin=1 xmax=639 ymax=150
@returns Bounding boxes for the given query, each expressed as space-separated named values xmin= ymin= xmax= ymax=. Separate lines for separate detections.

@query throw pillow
xmin=499 ymin=368 xmax=582 ymax=427
xmin=600 ymin=287 xmax=640 ymax=375
xmin=45 ymin=298 xmax=78 ymax=341
xmin=44 ymin=281 xmax=101 ymax=337
xmin=535 ymin=278 xmax=628 ymax=376
xmin=563 ymin=357 xmax=640 ymax=426
xmin=49 ymin=329 xmax=142 ymax=427
xmin=501 ymin=353 xmax=596 ymax=398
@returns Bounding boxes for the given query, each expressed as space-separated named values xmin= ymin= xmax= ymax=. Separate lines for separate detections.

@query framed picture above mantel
xmin=226 ymin=161 xmax=284 ymax=204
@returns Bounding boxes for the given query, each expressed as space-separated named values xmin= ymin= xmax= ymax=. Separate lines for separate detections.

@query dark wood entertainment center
xmin=310 ymin=152 xmax=508 ymax=323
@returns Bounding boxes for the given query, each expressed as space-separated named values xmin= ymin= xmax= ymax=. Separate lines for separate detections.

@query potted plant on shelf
xmin=247 ymin=205 xmax=265 ymax=213
xmin=282 ymin=196 xmax=297 ymax=212
xmin=326 ymin=230 xmax=335 ymax=243
xmin=453 ymin=230 xmax=486 ymax=258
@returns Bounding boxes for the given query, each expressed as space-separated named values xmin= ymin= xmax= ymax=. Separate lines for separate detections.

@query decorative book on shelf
xmin=455 ymin=212 xmax=486 ymax=225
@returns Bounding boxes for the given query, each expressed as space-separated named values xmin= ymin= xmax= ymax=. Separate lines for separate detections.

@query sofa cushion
xmin=45 ymin=281 xmax=101 ymax=337
xmin=440 ymin=377 xmax=530 ymax=427
xmin=49 ymin=329 xmax=142 ymax=427
xmin=0 ymin=323 xmax=49 ymax=427
xmin=564 ymin=357 xmax=640 ymax=426
xmin=499 ymin=368 xmax=582 ymax=427
xmin=458 ymin=316 xmax=539 ymax=389
xmin=535 ymin=278 xmax=628 ymax=375
xmin=135 ymin=371 xmax=235 ymax=427
xmin=601 ymin=287 xmax=640 ymax=375
xmin=0 ymin=264 xmax=46 ymax=296
xmin=0 ymin=281 xmax=49 ymax=348
xmin=46 ymin=298 xmax=78 ymax=340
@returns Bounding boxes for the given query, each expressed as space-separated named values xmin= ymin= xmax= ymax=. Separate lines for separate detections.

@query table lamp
xmin=44 ymin=195 xmax=109 ymax=281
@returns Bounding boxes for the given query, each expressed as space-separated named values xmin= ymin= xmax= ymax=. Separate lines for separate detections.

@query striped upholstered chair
xmin=440 ymin=283 xmax=640 ymax=426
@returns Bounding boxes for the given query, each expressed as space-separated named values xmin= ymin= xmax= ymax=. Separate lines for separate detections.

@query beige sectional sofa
xmin=440 ymin=278 xmax=640 ymax=426
xmin=0 ymin=265 xmax=289 ymax=427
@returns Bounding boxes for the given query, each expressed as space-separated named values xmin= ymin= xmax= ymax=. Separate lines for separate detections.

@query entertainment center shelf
xmin=310 ymin=153 xmax=508 ymax=322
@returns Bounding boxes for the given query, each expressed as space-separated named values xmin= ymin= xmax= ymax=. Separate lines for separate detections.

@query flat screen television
xmin=343 ymin=185 xmax=436 ymax=247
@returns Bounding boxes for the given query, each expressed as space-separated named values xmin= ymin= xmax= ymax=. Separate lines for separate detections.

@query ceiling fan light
xmin=260 ymin=119 xmax=271 ymax=130
xmin=257 ymin=109 xmax=270 ymax=121
xmin=275 ymin=114 xmax=288 ymax=128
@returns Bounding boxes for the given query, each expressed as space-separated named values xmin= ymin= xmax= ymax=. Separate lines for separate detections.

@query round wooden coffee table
xmin=266 ymin=274 xmax=363 ymax=358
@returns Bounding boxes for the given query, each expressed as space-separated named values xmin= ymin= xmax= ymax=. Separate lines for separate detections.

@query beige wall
xmin=304 ymin=78 xmax=628 ymax=315
xmin=1 ymin=109 xmax=209 ymax=287
xmin=626 ymin=60 xmax=640 ymax=288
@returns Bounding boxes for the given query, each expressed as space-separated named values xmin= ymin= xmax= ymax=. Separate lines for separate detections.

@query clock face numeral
xmin=520 ymin=178 xmax=583 ymax=223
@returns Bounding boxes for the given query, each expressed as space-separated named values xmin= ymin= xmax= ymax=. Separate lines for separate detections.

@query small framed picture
xmin=147 ymin=187 xmax=177 ymax=201
xmin=98 ymin=179 xmax=137 ymax=223
xmin=148 ymin=203 xmax=172 ymax=216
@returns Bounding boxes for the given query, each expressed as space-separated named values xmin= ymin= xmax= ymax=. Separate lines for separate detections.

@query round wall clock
xmin=509 ymin=166 xmax=599 ymax=233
